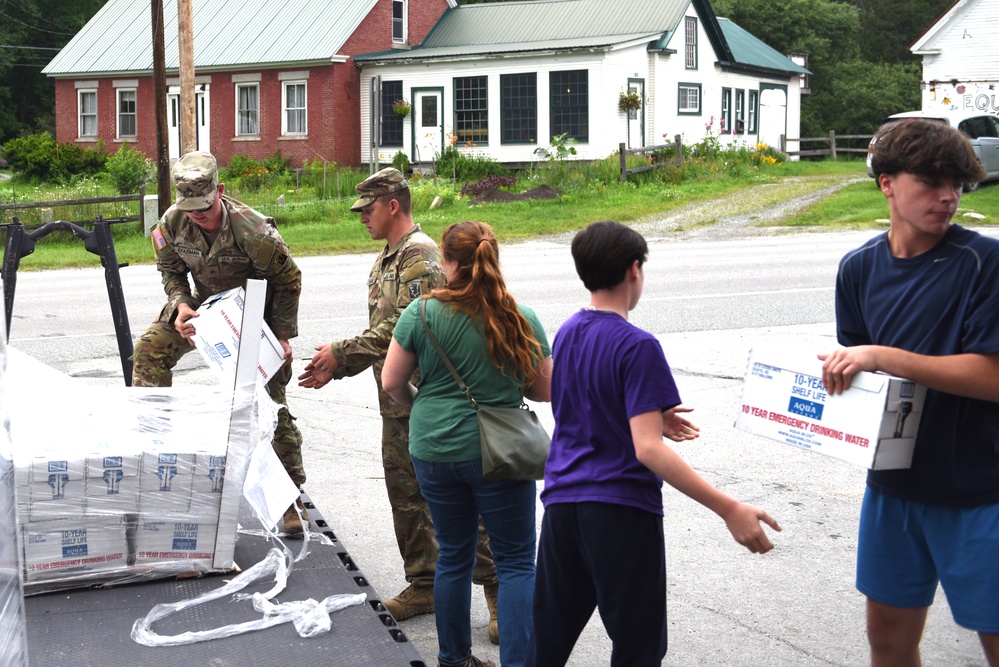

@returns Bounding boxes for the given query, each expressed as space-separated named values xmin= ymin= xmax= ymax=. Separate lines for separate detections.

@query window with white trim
xmin=735 ymin=89 xmax=745 ymax=134
xmin=721 ymin=88 xmax=731 ymax=134
xmin=684 ymin=17 xmax=697 ymax=69
xmin=283 ymin=81 xmax=307 ymax=135
xmin=78 ymin=89 xmax=97 ymax=137
xmin=392 ymin=0 xmax=407 ymax=43
xmin=678 ymin=83 xmax=700 ymax=114
xmin=117 ymin=89 xmax=136 ymax=138
xmin=748 ymin=90 xmax=759 ymax=133
xmin=236 ymin=83 xmax=259 ymax=136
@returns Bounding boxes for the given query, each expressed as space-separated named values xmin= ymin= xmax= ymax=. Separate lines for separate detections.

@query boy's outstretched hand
xmin=663 ymin=406 xmax=700 ymax=442
xmin=721 ymin=502 xmax=782 ymax=554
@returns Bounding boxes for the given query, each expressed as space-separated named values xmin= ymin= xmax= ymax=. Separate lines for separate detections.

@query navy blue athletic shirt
xmin=836 ymin=224 xmax=999 ymax=506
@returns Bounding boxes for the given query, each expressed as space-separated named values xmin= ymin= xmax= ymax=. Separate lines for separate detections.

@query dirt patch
xmin=472 ymin=184 xmax=562 ymax=205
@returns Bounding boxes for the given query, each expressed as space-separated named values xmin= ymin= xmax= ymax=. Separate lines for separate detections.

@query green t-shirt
xmin=393 ymin=297 xmax=551 ymax=462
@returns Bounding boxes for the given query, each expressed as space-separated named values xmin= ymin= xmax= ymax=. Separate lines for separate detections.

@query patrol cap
xmin=350 ymin=167 xmax=408 ymax=211
xmin=173 ymin=151 xmax=220 ymax=211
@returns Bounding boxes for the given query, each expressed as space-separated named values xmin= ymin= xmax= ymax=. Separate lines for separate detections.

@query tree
xmin=0 ymin=0 xmax=105 ymax=143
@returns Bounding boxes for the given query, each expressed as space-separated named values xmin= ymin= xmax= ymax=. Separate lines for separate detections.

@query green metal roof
xmin=44 ymin=0 xmax=377 ymax=76
xmin=357 ymin=0 xmax=688 ymax=61
xmin=717 ymin=18 xmax=810 ymax=74
xmin=356 ymin=0 xmax=808 ymax=77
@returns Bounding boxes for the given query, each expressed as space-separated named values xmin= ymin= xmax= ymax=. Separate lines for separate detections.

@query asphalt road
xmin=6 ymin=227 xmax=995 ymax=666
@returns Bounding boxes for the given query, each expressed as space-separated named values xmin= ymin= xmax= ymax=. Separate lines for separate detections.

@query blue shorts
xmin=857 ymin=486 xmax=999 ymax=633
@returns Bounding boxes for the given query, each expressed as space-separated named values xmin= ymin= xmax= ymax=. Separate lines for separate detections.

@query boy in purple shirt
xmin=525 ymin=221 xmax=781 ymax=667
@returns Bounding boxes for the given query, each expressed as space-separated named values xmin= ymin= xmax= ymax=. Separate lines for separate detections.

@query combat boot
xmin=483 ymin=583 xmax=499 ymax=644
xmin=384 ymin=583 xmax=435 ymax=620
xmin=282 ymin=499 xmax=310 ymax=538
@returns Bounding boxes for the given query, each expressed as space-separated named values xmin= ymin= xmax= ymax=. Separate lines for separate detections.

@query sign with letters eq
xmin=734 ymin=346 xmax=926 ymax=470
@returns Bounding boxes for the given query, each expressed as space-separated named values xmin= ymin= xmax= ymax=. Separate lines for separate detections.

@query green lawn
xmin=4 ymin=158 xmax=996 ymax=271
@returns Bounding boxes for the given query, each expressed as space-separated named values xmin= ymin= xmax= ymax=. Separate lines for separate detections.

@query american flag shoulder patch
xmin=152 ymin=228 xmax=166 ymax=250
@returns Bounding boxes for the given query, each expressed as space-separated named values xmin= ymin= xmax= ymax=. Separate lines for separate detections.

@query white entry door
xmin=758 ymin=88 xmax=787 ymax=150
xmin=627 ymin=81 xmax=645 ymax=148
xmin=413 ymin=90 xmax=442 ymax=165
xmin=167 ymin=86 xmax=211 ymax=160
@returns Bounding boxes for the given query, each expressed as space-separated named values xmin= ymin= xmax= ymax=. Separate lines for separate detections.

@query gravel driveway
xmin=632 ymin=174 xmax=869 ymax=241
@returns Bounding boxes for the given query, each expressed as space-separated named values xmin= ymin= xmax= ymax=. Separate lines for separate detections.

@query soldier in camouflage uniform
xmin=132 ymin=151 xmax=308 ymax=536
xmin=298 ymin=168 xmax=500 ymax=639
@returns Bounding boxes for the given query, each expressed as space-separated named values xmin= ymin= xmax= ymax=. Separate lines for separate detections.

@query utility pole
xmin=177 ymin=0 xmax=196 ymax=155
xmin=151 ymin=0 xmax=171 ymax=215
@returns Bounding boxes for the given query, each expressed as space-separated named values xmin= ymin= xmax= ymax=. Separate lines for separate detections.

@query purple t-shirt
xmin=542 ymin=309 xmax=682 ymax=515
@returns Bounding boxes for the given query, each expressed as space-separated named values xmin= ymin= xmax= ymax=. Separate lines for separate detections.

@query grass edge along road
xmin=6 ymin=159 xmax=999 ymax=271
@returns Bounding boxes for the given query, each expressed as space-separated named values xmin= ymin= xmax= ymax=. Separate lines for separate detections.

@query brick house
xmin=43 ymin=0 xmax=454 ymax=168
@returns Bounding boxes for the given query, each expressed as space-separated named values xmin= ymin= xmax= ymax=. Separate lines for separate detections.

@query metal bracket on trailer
xmin=1 ymin=216 xmax=134 ymax=385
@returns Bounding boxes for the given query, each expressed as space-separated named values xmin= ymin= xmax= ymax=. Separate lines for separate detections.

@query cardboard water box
xmin=735 ymin=346 xmax=927 ymax=470
xmin=84 ymin=453 xmax=141 ymax=516
xmin=138 ymin=450 xmax=195 ymax=514
xmin=25 ymin=456 xmax=86 ymax=521
xmin=191 ymin=287 xmax=285 ymax=385
xmin=134 ymin=515 xmax=219 ymax=570
xmin=22 ymin=516 xmax=129 ymax=583
xmin=189 ymin=452 xmax=226 ymax=521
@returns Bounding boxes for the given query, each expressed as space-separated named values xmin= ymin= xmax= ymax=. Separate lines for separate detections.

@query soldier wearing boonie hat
xmin=350 ymin=167 xmax=409 ymax=211
xmin=134 ymin=150 xmax=309 ymax=538
xmin=301 ymin=164 xmax=502 ymax=627
xmin=172 ymin=151 xmax=220 ymax=211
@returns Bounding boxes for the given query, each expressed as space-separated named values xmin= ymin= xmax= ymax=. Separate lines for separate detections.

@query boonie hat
xmin=350 ymin=167 xmax=408 ymax=211
xmin=173 ymin=151 xmax=220 ymax=211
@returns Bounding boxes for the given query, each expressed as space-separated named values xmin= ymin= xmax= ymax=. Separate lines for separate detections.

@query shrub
xmin=435 ymin=146 xmax=507 ymax=183
xmin=392 ymin=151 xmax=410 ymax=174
xmin=221 ymin=154 xmax=271 ymax=190
xmin=104 ymin=143 xmax=152 ymax=194
xmin=2 ymin=132 xmax=108 ymax=182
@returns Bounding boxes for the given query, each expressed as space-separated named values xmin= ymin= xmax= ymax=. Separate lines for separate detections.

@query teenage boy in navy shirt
xmin=820 ymin=119 xmax=999 ymax=666
xmin=525 ymin=221 xmax=781 ymax=667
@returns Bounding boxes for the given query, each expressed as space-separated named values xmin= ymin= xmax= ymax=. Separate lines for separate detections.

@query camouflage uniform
xmin=132 ymin=157 xmax=305 ymax=487
xmin=331 ymin=223 xmax=497 ymax=588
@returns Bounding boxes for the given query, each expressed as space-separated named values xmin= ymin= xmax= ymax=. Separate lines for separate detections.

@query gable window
xmin=684 ymin=17 xmax=698 ymax=69
xmin=550 ymin=69 xmax=588 ymax=142
xmin=500 ymin=73 xmax=536 ymax=145
xmin=677 ymin=83 xmax=700 ymax=114
xmin=236 ymin=83 xmax=259 ymax=136
xmin=381 ymin=80 xmax=403 ymax=147
xmin=78 ymin=89 xmax=97 ymax=138
xmin=117 ymin=89 xmax=136 ymax=138
xmin=748 ymin=90 xmax=758 ymax=133
xmin=721 ymin=88 xmax=732 ymax=134
xmin=283 ymin=81 xmax=307 ymax=135
xmin=735 ymin=90 xmax=745 ymax=134
xmin=392 ymin=0 xmax=407 ymax=43
xmin=455 ymin=75 xmax=488 ymax=143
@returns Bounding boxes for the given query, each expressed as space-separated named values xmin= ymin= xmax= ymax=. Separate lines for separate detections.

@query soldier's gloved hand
xmin=175 ymin=303 xmax=200 ymax=346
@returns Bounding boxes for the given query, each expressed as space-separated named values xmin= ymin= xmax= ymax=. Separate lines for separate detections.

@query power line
xmin=0 ymin=8 xmax=77 ymax=36
xmin=0 ymin=44 xmax=61 ymax=51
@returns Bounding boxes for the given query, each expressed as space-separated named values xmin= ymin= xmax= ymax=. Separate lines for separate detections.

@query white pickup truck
xmin=866 ymin=110 xmax=999 ymax=192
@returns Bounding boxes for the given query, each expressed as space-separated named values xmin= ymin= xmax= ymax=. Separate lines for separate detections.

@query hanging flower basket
xmin=393 ymin=98 xmax=411 ymax=117
xmin=618 ymin=91 xmax=642 ymax=113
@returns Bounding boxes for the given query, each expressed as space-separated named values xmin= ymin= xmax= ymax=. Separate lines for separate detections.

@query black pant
xmin=525 ymin=502 xmax=668 ymax=667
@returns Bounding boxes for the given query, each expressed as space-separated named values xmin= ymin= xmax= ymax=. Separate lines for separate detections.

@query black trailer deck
xmin=24 ymin=491 xmax=427 ymax=666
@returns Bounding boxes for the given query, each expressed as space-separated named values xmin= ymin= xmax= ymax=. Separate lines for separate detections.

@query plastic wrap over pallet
xmin=7 ymin=347 xmax=281 ymax=596
xmin=1 ymin=290 xmax=30 ymax=666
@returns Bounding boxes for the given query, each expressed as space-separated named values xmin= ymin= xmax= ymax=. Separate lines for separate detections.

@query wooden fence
xmin=0 ymin=185 xmax=146 ymax=226
xmin=619 ymin=136 xmax=683 ymax=182
xmin=779 ymin=132 xmax=874 ymax=159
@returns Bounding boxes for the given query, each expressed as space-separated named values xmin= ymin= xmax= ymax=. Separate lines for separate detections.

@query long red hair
xmin=431 ymin=221 xmax=542 ymax=385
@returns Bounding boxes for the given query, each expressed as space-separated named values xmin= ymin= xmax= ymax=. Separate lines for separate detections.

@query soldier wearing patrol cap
xmin=132 ymin=151 xmax=309 ymax=536
xmin=299 ymin=168 xmax=501 ymax=636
